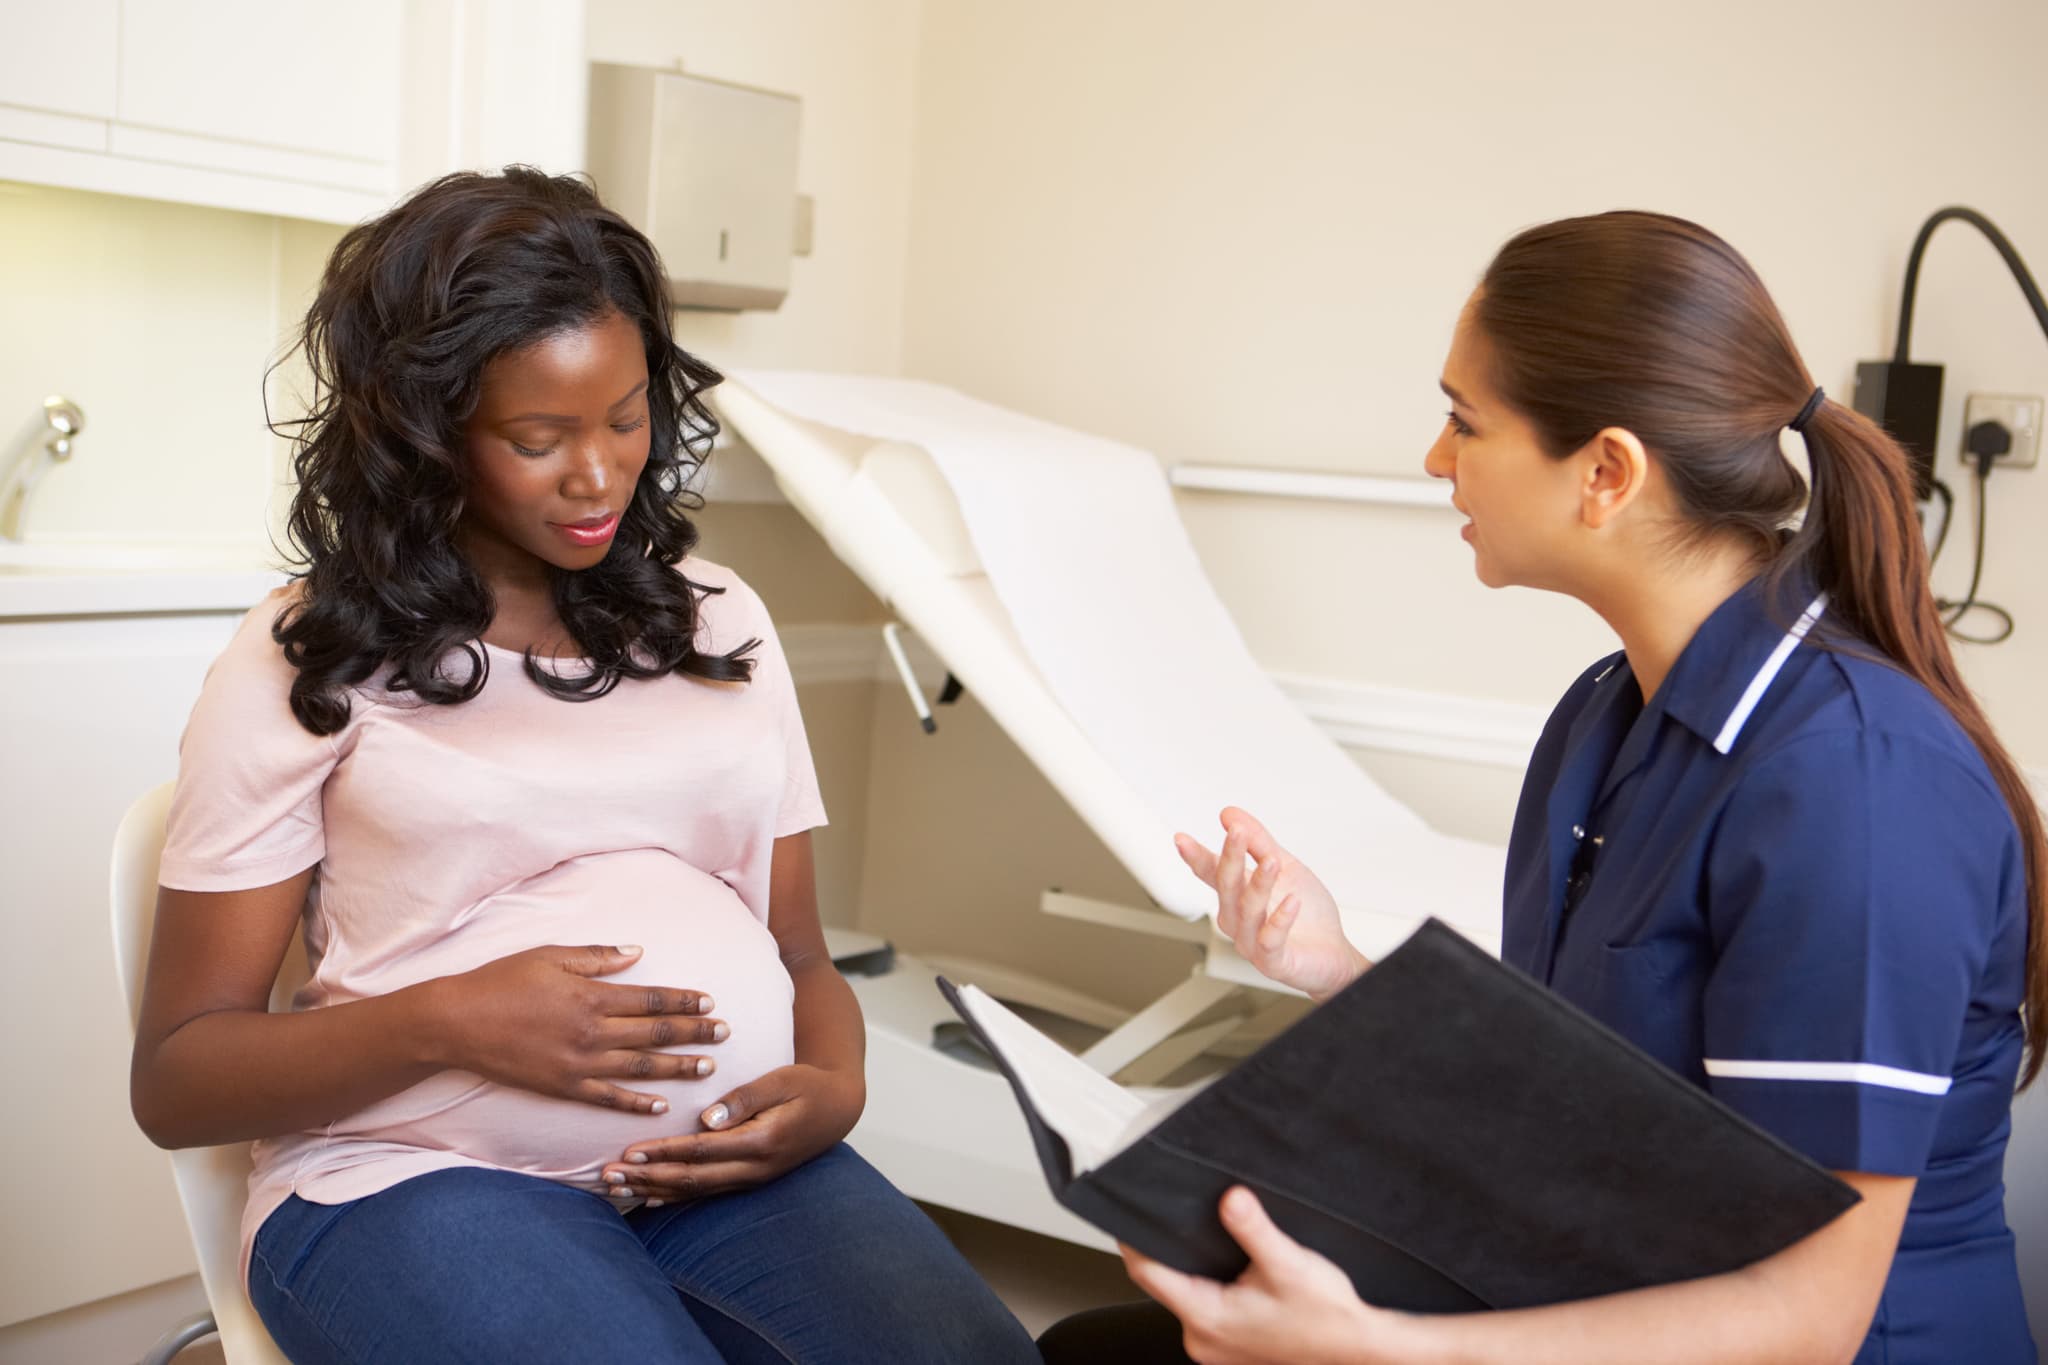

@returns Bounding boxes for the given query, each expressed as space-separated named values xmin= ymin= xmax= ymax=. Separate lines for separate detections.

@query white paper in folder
xmin=737 ymin=372 xmax=1504 ymax=958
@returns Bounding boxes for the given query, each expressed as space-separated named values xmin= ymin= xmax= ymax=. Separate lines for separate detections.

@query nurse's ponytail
xmin=1796 ymin=397 xmax=2047 ymax=1088
xmin=1479 ymin=211 xmax=2047 ymax=1087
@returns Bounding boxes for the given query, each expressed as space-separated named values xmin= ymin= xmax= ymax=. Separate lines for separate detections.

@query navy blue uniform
xmin=1505 ymin=577 xmax=2034 ymax=1362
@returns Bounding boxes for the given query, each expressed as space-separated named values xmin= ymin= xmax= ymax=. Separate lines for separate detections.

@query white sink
xmin=0 ymin=539 xmax=280 ymax=574
xmin=0 ymin=541 xmax=286 ymax=617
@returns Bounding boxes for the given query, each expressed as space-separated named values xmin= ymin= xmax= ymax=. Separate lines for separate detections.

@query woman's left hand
xmin=1121 ymin=1187 xmax=1417 ymax=1365
xmin=601 ymin=1062 xmax=864 ymax=1203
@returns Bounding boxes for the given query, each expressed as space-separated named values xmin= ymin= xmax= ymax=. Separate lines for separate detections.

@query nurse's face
xmin=1422 ymin=297 xmax=1589 ymax=593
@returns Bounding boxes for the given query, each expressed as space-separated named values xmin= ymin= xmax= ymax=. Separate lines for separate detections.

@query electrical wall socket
xmin=1962 ymin=393 xmax=2042 ymax=470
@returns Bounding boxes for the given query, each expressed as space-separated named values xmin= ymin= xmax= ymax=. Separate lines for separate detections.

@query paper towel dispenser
xmin=586 ymin=63 xmax=802 ymax=312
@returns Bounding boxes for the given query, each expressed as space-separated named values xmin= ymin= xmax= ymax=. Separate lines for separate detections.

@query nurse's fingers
xmin=1120 ymin=1244 xmax=1218 ymax=1323
xmin=1215 ymin=830 xmax=1249 ymax=936
xmin=1233 ymin=856 xmax=1281 ymax=960
xmin=1256 ymin=894 xmax=1300 ymax=956
xmin=1220 ymin=808 xmax=1285 ymax=865
xmin=1217 ymin=1186 xmax=1302 ymax=1269
xmin=1175 ymin=833 xmax=1221 ymax=889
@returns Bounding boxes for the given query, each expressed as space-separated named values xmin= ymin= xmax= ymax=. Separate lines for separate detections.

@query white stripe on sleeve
xmin=1702 ymin=1058 xmax=1952 ymax=1096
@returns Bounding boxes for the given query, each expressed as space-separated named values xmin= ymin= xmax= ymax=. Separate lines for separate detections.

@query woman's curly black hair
xmin=269 ymin=166 xmax=755 ymax=735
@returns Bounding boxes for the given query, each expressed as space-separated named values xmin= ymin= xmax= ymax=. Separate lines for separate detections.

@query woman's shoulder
xmin=676 ymin=554 xmax=745 ymax=595
xmin=674 ymin=556 xmax=781 ymax=657
xmin=182 ymin=580 xmax=347 ymax=752
xmin=205 ymin=580 xmax=401 ymax=731
xmin=677 ymin=556 xmax=770 ymax=621
xmin=208 ymin=582 xmax=306 ymax=681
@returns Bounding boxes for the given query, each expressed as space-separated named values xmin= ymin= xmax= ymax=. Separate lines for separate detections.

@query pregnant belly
xmin=323 ymin=850 xmax=795 ymax=1188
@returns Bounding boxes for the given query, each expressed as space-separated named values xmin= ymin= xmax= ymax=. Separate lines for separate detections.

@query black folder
xmin=939 ymin=918 xmax=1859 ymax=1312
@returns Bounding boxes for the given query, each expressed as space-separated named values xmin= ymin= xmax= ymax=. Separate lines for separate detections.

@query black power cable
xmin=1939 ymin=423 xmax=2014 ymax=645
xmin=1889 ymin=208 xmax=2048 ymax=644
xmin=1895 ymin=209 xmax=2048 ymax=365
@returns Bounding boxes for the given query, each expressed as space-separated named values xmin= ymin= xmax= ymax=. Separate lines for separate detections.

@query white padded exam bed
xmin=712 ymin=373 xmax=1507 ymax=1244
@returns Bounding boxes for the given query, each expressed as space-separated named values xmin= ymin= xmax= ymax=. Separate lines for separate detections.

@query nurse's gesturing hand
xmin=1176 ymin=807 xmax=1371 ymax=1002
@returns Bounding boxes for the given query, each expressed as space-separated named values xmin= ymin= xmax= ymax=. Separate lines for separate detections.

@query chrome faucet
xmin=0 ymin=396 xmax=84 ymax=541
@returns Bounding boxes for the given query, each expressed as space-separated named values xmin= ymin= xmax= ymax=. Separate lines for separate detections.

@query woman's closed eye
xmin=1445 ymin=410 xmax=1475 ymax=437
xmin=510 ymin=416 xmax=648 ymax=458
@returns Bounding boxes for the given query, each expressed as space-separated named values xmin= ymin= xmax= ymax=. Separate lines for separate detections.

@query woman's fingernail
xmin=694 ymin=1058 xmax=712 ymax=1077
xmin=651 ymin=1100 xmax=668 ymax=1115
xmin=704 ymin=1104 xmax=728 ymax=1129
xmin=628 ymin=1152 xmax=649 ymax=1165
xmin=710 ymin=1022 xmax=730 ymax=1042
xmin=646 ymin=1198 xmax=666 ymax=1208
xmin=619 ymin=945 xmax=643 ymax=955
xmin=605 ymin=1170 xmax=626 ymax=1185
xmin=696 ymin=996 xmax=715 ymax=1014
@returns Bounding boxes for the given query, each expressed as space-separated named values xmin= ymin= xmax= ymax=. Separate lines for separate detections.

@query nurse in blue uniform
xmin=1079 ymin=212 xmax=2043 ymax=1364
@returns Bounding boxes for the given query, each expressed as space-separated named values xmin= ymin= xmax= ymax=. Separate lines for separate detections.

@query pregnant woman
xmin=127 ymin=167 xmax=1037 ymax=1365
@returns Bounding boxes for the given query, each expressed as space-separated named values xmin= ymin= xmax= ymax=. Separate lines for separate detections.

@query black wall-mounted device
xmin=1851 ymin=360 xmax=1943 ymax=500
xmin=1865 ymin=206 xmax=2048 ymax=511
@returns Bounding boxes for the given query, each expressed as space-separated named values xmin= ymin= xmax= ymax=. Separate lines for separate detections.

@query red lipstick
xmin=551 ymin=512 xmax=620 ymax=548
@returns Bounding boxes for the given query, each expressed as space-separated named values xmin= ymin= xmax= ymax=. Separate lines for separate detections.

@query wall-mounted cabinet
xmin=0 ymin=2 xmax=119 ymax=121
xmin=0 ymin=0 xmax=404 ymax=223
xmin=587 ymin=62 xmax=803 ymax=311
xmin=0 ymin=0 xmax=587 ymax=227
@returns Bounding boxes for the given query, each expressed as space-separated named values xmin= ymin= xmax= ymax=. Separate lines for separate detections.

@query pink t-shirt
xmin=156 ymin=559 xmax=826 ymax=1285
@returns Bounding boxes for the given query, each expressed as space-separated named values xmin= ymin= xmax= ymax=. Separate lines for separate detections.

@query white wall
xmin=899 ymin=0 xmax=2048 ymax=762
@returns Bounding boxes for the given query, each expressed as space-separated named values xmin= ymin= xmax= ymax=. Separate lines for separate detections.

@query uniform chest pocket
xmin=1583 ymin=938 xmax=1703 ymax=1078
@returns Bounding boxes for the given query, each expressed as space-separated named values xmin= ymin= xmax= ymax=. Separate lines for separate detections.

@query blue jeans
xmin=248 ymin=1143 xmax=1039 ymax=1364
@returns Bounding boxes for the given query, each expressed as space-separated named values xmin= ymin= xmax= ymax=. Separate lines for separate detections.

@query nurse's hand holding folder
xmin=1039 ymin=211 xmax=2042 ymax=1364
xmin=1122 ymin=813 xmax=1909 ymax=1365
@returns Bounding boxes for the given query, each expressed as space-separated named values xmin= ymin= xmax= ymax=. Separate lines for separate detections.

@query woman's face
xmin=459 ymin=308 xmax=652 ymax=582
xmin=1422 ymin=296 xmax=1589 ymax=593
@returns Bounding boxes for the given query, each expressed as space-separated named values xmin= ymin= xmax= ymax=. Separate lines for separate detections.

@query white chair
xmin=111 ymin=781 xmax=295 ymax=1365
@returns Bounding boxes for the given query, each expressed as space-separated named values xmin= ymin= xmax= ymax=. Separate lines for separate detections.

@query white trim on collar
xmin=1711 ymin=593 xmax=1828 ymax=755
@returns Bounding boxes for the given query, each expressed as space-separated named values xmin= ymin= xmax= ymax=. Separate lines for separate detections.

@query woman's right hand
xmin=1177 ymin=808 xmax=1371 ymax=1002
xmin=422 ymin=944 xmax=727 ymax=1114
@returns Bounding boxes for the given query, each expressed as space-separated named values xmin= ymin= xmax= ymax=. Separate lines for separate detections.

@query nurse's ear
xmin=1575 ymin=426 xmax=1652 ymax=531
